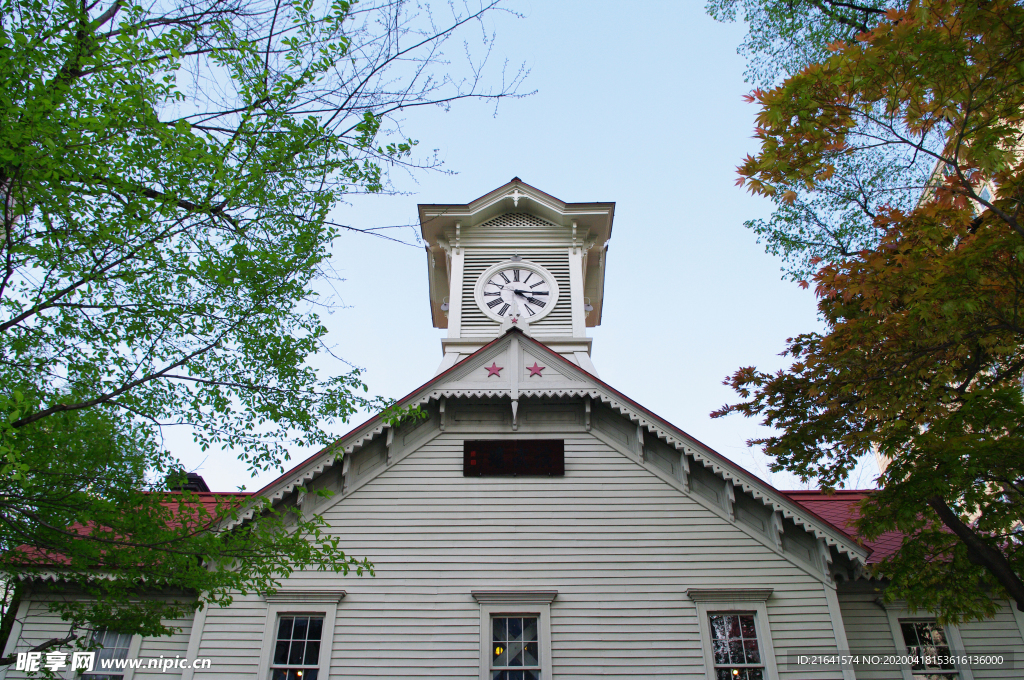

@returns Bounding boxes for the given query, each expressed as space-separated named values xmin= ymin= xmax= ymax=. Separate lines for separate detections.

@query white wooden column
xmin=447 ymin=244 xmax=465 ymax=339
xmin=179 ymin=604 xmax=209 ymax=680
xmin=568 ymin=241 xmax=586 ymax=338
xmin=822 ymin=584 xmax=857 ymax=680
xmin=0 ymin=597 xmax=30 ymax=679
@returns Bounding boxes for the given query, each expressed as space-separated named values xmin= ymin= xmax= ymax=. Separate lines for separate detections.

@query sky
xmin=175 ymin=0 xmax=880 ymax=493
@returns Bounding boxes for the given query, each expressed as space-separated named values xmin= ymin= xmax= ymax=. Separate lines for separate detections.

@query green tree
xmin=708 ymin=0 xmax=1024 ymax=621
xmin=0 ymin=0 xmax=525 ymax=653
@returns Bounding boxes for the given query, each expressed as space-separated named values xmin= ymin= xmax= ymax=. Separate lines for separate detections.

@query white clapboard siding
xmin=191 ymin=431 xmax=845 ymax=680
xmin=193 ymin=595 xmax=268 ymax=677
xmin=133 ymin=615 xmax=194 ymax=679
xmin=955 ymin=603 xmax=1024 ymax=679
xmin=4 ymin=597 xmax=195 ymax=680
xmin=838 ymin=588 xmax=1024 ymax=680
xmin=5 ymin=597 xmax=77 ymax=665
xmin=835 ymin=589 xmax=900 ymax=680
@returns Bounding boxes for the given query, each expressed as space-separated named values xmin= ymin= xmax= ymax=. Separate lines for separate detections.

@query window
xmin=463 ymin=440 xmax=564 ymax=477
xmin=270 ymin=615 xmax=323 ymax=680
xmin=899 ymin=620 xmax=959 ymax=679
xmin=257 ymin=591 xmax=343 ymax=680
xmin=473 ymin=590 xmax=556 ymax=680
xmin=84 ymin=629 xmax=133 ymax=680
xmin=880 ymin=601 xmax=973 ymax=680
xmin=490 ymin=616 xmax=540 ymax=680
xmin=709 ymin=613 xmax=765 ymax=680
xmin=688 ymin=588 xmax=778 ymax=680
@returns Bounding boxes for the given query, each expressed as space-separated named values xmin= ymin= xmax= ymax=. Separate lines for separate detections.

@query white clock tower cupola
xmin=420 ymin=179 xmax=614 ymax=375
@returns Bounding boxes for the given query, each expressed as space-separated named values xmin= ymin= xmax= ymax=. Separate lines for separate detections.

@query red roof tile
xmin=12 ymin=492 xmax=252 ymax=568
xmin=783 ymin=490 xmax=904 ymax=563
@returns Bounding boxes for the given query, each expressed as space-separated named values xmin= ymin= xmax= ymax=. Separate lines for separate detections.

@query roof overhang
xmin=242 ymin=330 xmax=871 ymax=568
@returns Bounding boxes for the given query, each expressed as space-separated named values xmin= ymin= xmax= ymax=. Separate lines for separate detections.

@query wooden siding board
xmin=249 ymin=430 xmax=847 ymax=679
xmin=13 ymin=420 xmax=877 ymax=680
xmin=955 ymin=603 xmax=1024 ymax=679
xmin=133 ymin=615 xmax=194 ymax=680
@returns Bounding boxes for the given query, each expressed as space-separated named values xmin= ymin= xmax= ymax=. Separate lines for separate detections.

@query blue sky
xmin=177 ymin=1 xmax=880 ymax=492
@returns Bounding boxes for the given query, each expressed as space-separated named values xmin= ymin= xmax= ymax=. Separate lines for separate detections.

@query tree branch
xmin=927 ymin=495 xmax=1024 ymax=612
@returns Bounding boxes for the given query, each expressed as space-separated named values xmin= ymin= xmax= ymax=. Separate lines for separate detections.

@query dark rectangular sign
xmin=463 ymin=440 xmax=565 ymax=477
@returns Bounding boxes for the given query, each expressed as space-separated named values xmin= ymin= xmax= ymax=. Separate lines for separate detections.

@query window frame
xmin=463 ymin=440 xmax=565 ymax=477
xmin=472 ymin=590 xmax=556 ymax=680
xmin=76 ymin=629 xmax=142 ymax=680
xmin=256 ymin=591 xmax=344 ymax=680
xmin=880 ymin=602 xmax=974 ymax=680
xmin=688 ymin=588 xmax=778 ymax=680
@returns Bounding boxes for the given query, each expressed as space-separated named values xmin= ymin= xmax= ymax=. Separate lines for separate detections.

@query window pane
xmin=523 ymin=618 xmax=538 ymax=642
xmin=744 ymin=638 xmax=761 ymax=664
xmin=272 ymin=615 xmax=324 ymax=672
xmin=491 ymin=616 xmax=540 ymax=670
xmin=508 ymin=618 xmax=524 ymax=642
xmin=493 ymin=642 xmax=508 ymax=667
xmin=900 ymin=620 xmax=956 ymax=673
xmin=288 ymin=641 xmax=305 ymax=665
xmin=739 ymin=615 xmax=756 ymax=638
xmin=507 ymin=642 xmax=524 ymax=666
xmin=709 ymin=613 xmax=765 ymax=676
xmin=304 ymin=640 xmax=321 ymax=665
xmin=493 ymin=617 xmax=507 ymax=642
xmin=716 ymin=671 xmax=764 ymax=680
xmin=523 ymin=642 xmax=538 ymax=666
xmin=728 ymin=615 xmax=741 ymax=638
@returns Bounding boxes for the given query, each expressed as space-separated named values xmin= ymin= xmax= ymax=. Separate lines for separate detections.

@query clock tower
xmin=420 ymin=178 xmax=614 ymax=375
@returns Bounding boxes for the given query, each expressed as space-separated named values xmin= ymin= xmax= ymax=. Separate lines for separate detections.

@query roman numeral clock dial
xmin=474 ymin=260 xmax=559 ymax=324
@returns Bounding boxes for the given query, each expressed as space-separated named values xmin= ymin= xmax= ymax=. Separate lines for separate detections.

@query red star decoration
xmin=527 ymin=362 xmax=545 ymax=377
xmin=485 ymin=362 xmax=503 ymax=377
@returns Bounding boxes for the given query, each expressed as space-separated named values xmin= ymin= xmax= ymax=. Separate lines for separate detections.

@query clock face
xmin=475 ymin=261 xmax=559 ymax=322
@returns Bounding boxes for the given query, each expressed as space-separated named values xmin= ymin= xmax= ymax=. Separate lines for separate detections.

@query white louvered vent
xmin=480 ymin=212 xmax=557 ymax=228
xmin=461 ymin=251 xmax=572 ymax=337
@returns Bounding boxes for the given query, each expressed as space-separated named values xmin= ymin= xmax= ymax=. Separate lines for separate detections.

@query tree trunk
xmin=927 ymin=495 xmax=1024 ymax=612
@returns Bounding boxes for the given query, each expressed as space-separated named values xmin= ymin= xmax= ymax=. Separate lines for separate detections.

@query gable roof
xmin=12 ymin=492 xmax=252 ymax=576
xmin=236 ymin=329 xmax=871 ymax=565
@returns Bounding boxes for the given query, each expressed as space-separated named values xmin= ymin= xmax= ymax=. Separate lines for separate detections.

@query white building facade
xmin=4 ymin=180 xmax=1023 ymax=680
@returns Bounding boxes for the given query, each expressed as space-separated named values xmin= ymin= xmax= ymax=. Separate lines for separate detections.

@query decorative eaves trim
xmin=472 ymin=590 xmax=558 ymax=605
xmin=235 ymin=334 xmax=869 ymax=565
xmin=687 ymin=588 xmax=773 ymax=603
xmin=15 ymin=571 xmax=119 ymax=583
xmin=415 ymin=387 xmax=867 ymax=563
xmin=264 ymin=590 xmax=346 ymax=604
